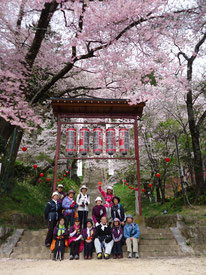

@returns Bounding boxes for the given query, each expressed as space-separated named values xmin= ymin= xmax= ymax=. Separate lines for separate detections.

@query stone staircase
xmin=10 ymin=227 xmax=184 ymax=259
xmin=82 ymin=167 xmax=106 ymax=215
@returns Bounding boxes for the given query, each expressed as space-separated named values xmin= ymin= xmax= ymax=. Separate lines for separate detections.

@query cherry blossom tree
xmin=0 ymin=0 xmax=205 ymax=192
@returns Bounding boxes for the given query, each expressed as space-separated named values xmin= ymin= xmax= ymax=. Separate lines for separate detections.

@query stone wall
xmin=144 ymin=215 xmax=177 ymax=228
xmin=11 ymin=214 xmax=46 ymax=229
xmin=180 ymin=225 xmax=206 ymax=256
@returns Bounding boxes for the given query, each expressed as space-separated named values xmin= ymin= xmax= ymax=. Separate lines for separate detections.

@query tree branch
xmin=25 ymin=0 xmax=59 ymax=67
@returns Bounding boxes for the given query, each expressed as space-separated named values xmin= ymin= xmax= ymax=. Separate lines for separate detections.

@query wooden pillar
xmin=53 ymin=114 xmax=61 ymax=192
xmin=134 ymin=117 xmax=142 ymax=216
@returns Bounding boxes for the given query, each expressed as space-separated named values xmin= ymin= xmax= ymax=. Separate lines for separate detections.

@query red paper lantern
xmin=60 ymin=177 xmax=63 ymax=180
xmin=106 ymin=128 xmax=116 ymax=155
xmin=142 ymin=188 xmax=146 ymax=192
xmin=68 ymin=166 xmax=71 ymax=169
xmin=131 ymin=187 xmax=134 ymax=190
xmin=119 ymin=128 xmax=129 ymax=155
xmin=33 ymin=165 xmax=38 ymax=169
xmin=66 ymin=171 xmax=69 ymax=174
xmin=46 ymin=178 xmax=50 ymax=182
xmin=125 ymin=183 xmax=129 ymax=186
xmin=148 ymin=183 xmax=152 ymax=188
xmin=40 ymin=173 xmax=44 ymax=177
xmin=165 ymin=157 xmax=171 ymax=163
xmin=22 ymin=147 xmax=27 ymax=152
xmin=64 ymin=174 xmax=66 ymax=177
xmin=98 ymin=182 xmax=102 ymax=185
xmin=57 ymin=179 xmax=60 ymax=182
xmin=93 ymin=128 xmax=103 ymax=155
xmin=156 ymin=173 xmax=160 ymax=178
xmin=124 ymin=179 xmax=126 ymax=182
xmin=135 ymin=187 xmax=138 ymax=191
xmin=129 ymin=186 xmax=131 ymax=189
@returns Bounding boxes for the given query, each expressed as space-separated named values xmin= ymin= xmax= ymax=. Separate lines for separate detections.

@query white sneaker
xmin=128 ymin=252 xmax=132 ymax=258
xmin=135 ymin=252 xmax=139 ymax=258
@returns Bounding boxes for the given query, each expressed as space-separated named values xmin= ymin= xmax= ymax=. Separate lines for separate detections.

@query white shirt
xmin=76 ymin=192 xmax=90 ymax=211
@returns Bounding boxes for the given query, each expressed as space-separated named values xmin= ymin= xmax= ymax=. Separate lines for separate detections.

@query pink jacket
xmin=98 ymin=186 xmax=114 ymax=208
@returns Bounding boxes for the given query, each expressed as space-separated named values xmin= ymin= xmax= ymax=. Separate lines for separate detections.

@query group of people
xmin=44 ymin=182 xmax=140 ymax=261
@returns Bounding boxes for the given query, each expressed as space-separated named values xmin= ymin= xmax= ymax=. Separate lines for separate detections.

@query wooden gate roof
xmin=51 ymin=98 xmax=145 ymax=118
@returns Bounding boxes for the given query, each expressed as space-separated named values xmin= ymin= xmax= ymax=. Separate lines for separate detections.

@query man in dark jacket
xmin=45 ymin=191 xmax=61 ymax=247
xmin=94 ymin=216 xmax=114 ymax=260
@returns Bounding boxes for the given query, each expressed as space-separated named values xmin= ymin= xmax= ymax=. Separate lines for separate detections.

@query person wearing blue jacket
xmin=62 ymin=190 xmax=77 ymax=228
xmin=124 ymin=214 xmax=140 ymax=258
xmin=44 ymin=191 xmax=61 ymax=247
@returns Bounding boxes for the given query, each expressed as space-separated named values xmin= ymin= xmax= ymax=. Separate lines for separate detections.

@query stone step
xmin=138 ymin=245 xmax=181 ymax=252
xmin=11 ymin=249 xmax=183 ymax=260
xmin=140 ymin=239 xmax=177 ymax=245
xmin=140 ymin=233 xmax=174 ymax=240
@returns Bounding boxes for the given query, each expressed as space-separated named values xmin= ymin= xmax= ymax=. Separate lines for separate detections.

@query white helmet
xmin=107 ymin=186 xmax=113 ymax=191
xmin=95 ymin=196 xmax=102 ymax=202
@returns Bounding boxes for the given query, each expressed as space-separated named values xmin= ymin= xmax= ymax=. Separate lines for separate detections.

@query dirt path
xmin=0 ymin=257 xmax=206 ymax=275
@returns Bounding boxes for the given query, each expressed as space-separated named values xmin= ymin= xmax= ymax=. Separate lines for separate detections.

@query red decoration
xmin=64 ymin=174 xmax=66 ymax=177
xmin=46 ymin=178 xmax=50 ymax=182
xmin=142 ymin=188 xmax=146 ymax=192
xmin=66 ymin=171 xmax=69 ymax=174
xmin=135 ymin=187 xmax=138 ymax=191
xmin=124 ymin=179 xmax=126 ymax=182
xmin=40 ymin=173 xmax=44 ymax=177
xmin=125 ymin=183 xmax=129 ymax=186
xmin=98 ymin=182 xmax=102 ymax=185
xmin=131 ymin=187 xmax=134 ymax=190
xmin=165 ymin=157 xmax=171 ymax=163
xmin=148 ymin=183 xmax=152 ymax=188
xmin=60 ymin=177 xmax=63 ymax=180
xmin=129 ymin=186 xmax=131 ymax=189
xmin=57 ymin=179 xmax=60 ymax=182
xmin=33 ymin=164 xmax=38 ymax=169
xmin=22 ymin=147 xmax=27 ymax=152
xmin=68 ymin=166 xmax=71 ymax=169
xmin=156 ymin=173 xmax=160 ymax=178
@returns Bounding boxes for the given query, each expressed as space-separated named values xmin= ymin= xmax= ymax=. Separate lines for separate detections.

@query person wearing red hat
xmin=62 ymin=190 xmax=77 ymax=228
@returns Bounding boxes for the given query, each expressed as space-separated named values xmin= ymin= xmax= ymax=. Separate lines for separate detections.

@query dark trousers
xmin=70 ymin=240 xmax=80 ymax=256
xmin=113 ymin=240 xmax=122 ymax=255
xmin=78 ymin=211 xmax=88 ymax=229
xmin=64 ymin=214 xmax=74 ymax=229
xmin=84 ymin=241 xmax=94 ymax=256
xmin=45 ymin=220 xmax=57 ymax=245
xmin=53 ymin=239 xmax=65 ymax=260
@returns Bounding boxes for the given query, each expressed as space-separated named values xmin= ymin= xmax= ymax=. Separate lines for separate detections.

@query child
xmin=44 ymin=191 xmax=61 ymax=247
xmin=111 ymin=196 xmax=125 ymax=225
xmin=68 ymin=217 xmax=83 ymax=260
xmin=82 ymin=219 xmax=96 ymax=259
xmin=62 ymin=190 xmax=77 ymax=228
xmin=98 ymin=182 xmax=114 ymax=223
xmin=92 ymin=197 xmax=106 ymax=226
xmin=52 ymin=217 xmax=68 ymax=261
xmin=94 ymin=216 xmax=114 ymax=260
xmin=112 ymin=218 xmax=123 ymax=259
xmin=124 ymin=214 xmax=140 ymax=258
xmin=76 ymin=185 xmax=90 ymax=229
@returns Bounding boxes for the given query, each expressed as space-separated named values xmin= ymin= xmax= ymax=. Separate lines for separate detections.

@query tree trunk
xmin=186 ymin=90 xmax=205 ymax=195
xmin=29 ymin=161 xmax=54 ymax=185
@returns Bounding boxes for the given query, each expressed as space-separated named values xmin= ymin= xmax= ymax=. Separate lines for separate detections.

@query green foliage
xmin=113 ymin=182 xmax=136 ymax=216
xmin=0 ymin=176 xmax=80 ymax=225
